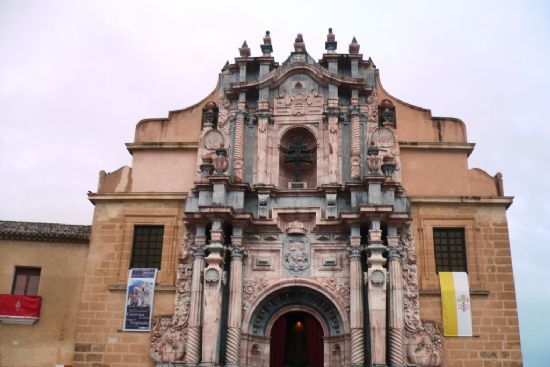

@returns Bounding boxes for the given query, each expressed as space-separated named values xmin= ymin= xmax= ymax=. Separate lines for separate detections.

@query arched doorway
xmin=244 ymin=285 xmax=349 ymax=367
xmin=270 ymin=311 xmax=323 ymax=367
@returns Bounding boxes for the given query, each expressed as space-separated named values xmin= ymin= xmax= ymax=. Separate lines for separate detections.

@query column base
xmin=157 ymin=364 xmax=185 ymax=367
xmin=225 ymin=364 xmax=240 ymax=367
xmin=372 ymin=364 xmax=388 ymax=367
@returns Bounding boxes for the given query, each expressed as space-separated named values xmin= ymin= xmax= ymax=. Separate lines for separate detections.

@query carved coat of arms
xmin=282 ymin=235 xmax=310 ymax=273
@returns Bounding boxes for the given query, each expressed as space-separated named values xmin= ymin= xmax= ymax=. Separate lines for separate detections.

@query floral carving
xmin=149 ymin=231 xmax=194 ymax=363
xmin=400 ymin=228 xmax=443 ymax=367
xmin=321 ymin=277 xmax=350 ymax=312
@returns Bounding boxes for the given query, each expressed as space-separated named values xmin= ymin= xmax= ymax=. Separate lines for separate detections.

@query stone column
xmin=350 ymin=95 xmax=361 ymax=180
xmin=183 ymin=234 xmax=206 ymax=366
xmin=201 ymin=221 xmax=225 ymax=366
xmin=225 ymin=230 xmax=245 ymax=367
xmin=387 ymin=229 xmax=405 ymax=367
xmin=348 ymin=226 xmax=365 ymax=367
xmin=367 ymin=220 xmax=388 ymax=367
xmin=233 ymin=104 xmax=246 ymax=183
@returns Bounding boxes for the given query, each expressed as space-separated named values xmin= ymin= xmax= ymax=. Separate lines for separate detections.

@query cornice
xmin=126 ymin=142 xmax=199 ymax=155
xmin=88 ymin=192 xmax=188 ymax=204
xmin=399 ymin=141 xmax=475 ymax=156
xmin=409 ymin=195 xmax=513 ymax=208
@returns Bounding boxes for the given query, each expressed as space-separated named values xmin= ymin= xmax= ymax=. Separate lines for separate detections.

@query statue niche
xmin=279 ymin=127 xmax=317 ymax=189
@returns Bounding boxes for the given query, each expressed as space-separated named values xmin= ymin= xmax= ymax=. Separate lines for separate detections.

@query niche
xmin=378 ymin=99 xmax=396 ymax=128
xmin=279 ymin=127 xmax=317 ymax=189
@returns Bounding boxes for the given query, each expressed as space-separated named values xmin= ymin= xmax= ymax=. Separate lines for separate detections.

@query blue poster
xmin=123 ymin=268 xmax=157 ymax=331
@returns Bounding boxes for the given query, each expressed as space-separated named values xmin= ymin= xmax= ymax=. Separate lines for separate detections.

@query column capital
xmin=229 ymin=245 xmax=246 ymax=260
xmin=387 ymin=247 xmax=401 ymax=261
xmin=192 ymin=246 xmax=206 ymax=259
xmin=347 ymin=246 xmax=363 ymax=261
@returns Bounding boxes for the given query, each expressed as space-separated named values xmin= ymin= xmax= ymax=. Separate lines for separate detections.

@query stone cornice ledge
xmin=126 ymin=142 xmax=199 ymax=155
xmin=410 ymin=195 xmax=513 ymax=209
xmin=399 ymin=141 xmax=475 ymax=156
xmin=88 ymin=192 xmax=188 ymax=204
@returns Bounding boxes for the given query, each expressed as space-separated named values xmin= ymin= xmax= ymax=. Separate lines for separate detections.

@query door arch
xmin=243 ymin=284 xmax=349 ymax=367
xmin=269 ymin=310 xmax=324 ymax=367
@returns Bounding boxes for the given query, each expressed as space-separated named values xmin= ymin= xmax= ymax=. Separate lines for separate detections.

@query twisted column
xmin=388 ymin=243 xmax=405 ymax=367
xmin=350 ymin=100 xmax=361 ymax=180
xmin=225 ymin=244 xmax=245 ymax=367
xmin=183 ymin=246 xmax=205 ymax=366
xmin=233 ymin=107 xmax=246 ymax=182
xmin=348 ymin=234 xmax=365 ymax=367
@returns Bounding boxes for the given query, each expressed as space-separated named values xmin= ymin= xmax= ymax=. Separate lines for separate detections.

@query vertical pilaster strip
xmin=348 ymin=230 xmax=365 ymax=367
xmin=387 ymin=234 xmax=405 ymax=367
xmin=350 ymin=95 xmax=361 ymax=180
xmin=328 ymin=110 xmax=339 ymax=184
xmin=256 ymin=102 xmax=269 ymax=185
xmin=225 ymin=238 xmax=244 ymax=367
xmin=183 ymin=243 xmax=206 ymax=366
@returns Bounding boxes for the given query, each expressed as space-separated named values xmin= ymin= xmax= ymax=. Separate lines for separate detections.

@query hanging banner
xmin=439 ymin=272 xmax=473 ymax=336
xmin=123 ymin=268 xmax=157 ymax=331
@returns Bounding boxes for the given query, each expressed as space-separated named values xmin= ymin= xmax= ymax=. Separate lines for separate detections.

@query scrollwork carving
xmin=242 ymin=277 xmax=270 ymax=311
xmin=321 ymin=277 xmax=350 ymax=312
xmin=400 ymin=228 xmax=443 ymax=367
xmin=149 ymin=231 xmax=194 ymax=363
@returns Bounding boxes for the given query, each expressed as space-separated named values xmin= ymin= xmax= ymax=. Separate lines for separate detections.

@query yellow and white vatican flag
xmin=439 ymin=272 xmax=473 ymax=336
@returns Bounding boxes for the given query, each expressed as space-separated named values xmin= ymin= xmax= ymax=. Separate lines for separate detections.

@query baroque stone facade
xmin=69 ymin=29 xmax=522 ymax=367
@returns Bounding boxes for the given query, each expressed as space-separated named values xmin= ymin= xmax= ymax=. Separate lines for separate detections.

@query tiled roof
xmin=0 ymin=221 xmax=91 ymax=243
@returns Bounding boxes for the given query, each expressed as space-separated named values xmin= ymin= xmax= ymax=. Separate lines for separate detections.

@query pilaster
xmin=348 ymin=226 xmax=365 ymax=367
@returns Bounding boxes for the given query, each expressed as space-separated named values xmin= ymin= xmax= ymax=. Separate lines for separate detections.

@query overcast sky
xmin=0 ymin=0 xmax=548 ymax=365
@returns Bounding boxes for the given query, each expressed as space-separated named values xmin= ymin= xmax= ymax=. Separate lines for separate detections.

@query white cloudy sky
xmin=0 ymin=0 xmax=548 ymax=365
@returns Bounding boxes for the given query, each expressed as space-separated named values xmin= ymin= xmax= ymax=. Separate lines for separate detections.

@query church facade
xmin=70 ymin=30 xmax=522 ymax=367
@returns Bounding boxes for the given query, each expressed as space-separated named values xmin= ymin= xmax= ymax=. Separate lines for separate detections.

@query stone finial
xmin=261 ymin=30 xmax=273 ymax=56
xmin=294 ymin=33 xmax=306 ymax=52
xmin=239 ymin=41 xmax=251 ymax=57
xmin=349 ymin=36 xmax=360 ymax=54
xmin=325 ymin=27 xmax=337 ymax=52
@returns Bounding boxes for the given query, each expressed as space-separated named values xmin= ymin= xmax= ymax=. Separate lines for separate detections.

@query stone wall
xmin=72 ymin=200 xmax=185 ymax=367
xmin=412 ymin=202 xmax=522 ymax=367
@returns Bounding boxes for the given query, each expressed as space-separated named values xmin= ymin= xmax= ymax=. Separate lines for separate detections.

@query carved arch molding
xmin=249 ymin=286 xmax=344 ymax=336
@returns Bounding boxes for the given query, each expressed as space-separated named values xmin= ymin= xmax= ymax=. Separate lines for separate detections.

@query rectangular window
xmin=433 ymin=228 xmax=467 ymax=273
xmin=12 ymin=267 xmax=41 ymax=295
xmin=130 ymin=225 xmax=164 ymax=269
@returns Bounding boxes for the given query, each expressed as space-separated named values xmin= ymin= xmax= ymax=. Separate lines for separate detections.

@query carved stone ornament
xmin=202 ymin=129 xmax=225 ymax=150
xmin=400 ymin=229 xmax=443 ymax=367
xmin=242 ymin=277 xmax=270 ymax=311
xmin=212 ymin=147 xmax=229 ymax=175
xmin=274 ymin=89 xmax=324 ymax=116
xmin=371 ymin=127 xmax=396 ymax=148
xmin=321 ymin=277 xmax=351 ymax=312
xmin=366 ymin=88 xmax=378 ymax=121
xmin=282 ymin=234 xmax=310 ymax=273
xmin=149 ymin=231 xmax=194 ymax=363
xmin=370 ymin=269 xmax=385 ymax=286
xmin=204 ymin=268 xmax=221 ymax=284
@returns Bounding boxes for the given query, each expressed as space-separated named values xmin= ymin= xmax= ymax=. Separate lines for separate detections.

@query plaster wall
xmin=131 ymin=150 xmax=197 ymax=192
xmin=0 ymin=240 xmax=89 ymax=367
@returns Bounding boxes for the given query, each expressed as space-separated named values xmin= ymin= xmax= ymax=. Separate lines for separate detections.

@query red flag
xmin=0 ymin=294 xmax=41 ymax=318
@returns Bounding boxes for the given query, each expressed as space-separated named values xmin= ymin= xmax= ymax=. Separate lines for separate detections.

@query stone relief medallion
xmin=204 ymin=268 xmax=220 ymax=284
xmin=242 ymin=277 xmax=270 ymax=312
xmin=371 ymin=127 xmax=396 ymax=148
xmin=370 ymin=270 xmax=385 ymax=287
xmin=282 ymin=234 xmax=310 ymax=275
xmin=202 ymin=129 xmax=224 ymax=150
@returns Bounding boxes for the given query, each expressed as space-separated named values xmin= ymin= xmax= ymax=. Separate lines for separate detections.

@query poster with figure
xmin=123 ymin=268 xmax=157 ymax=331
